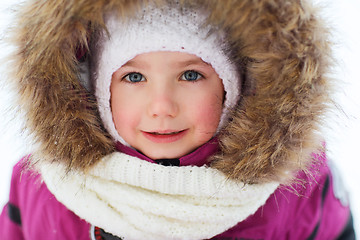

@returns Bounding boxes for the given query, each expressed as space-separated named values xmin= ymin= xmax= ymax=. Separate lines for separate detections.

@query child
xmin=0 ymin=0 xmax=355 ymax=239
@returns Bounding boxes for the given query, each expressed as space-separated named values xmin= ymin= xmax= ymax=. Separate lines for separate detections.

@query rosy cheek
xmin=112 ymin=111 xmax=125 ymax=134
xmin=193 ymin=95 xmax=223 ymax=134
xmin=114 ymin=109 xmax=137 ymax=131
xmin=112 ymin=100 xmax=131 ymax=133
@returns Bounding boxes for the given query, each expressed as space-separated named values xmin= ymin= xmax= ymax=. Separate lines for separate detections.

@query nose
xmin=147 ymin=86 xmax=179 ymax=118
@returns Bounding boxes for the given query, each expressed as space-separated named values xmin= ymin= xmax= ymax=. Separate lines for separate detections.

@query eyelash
xmin=122 ymin=72 xmax=145 ymax=83
xmin=121 ymin=70 xmax=205 ymax=83
xmin=180 ymin=70 xmax=204 ymax=82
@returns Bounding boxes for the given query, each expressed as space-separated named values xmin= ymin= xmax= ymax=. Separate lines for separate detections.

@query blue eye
xmin=181 ymin=70 xmax=202 ymax=81
xmin=123 ymin=73 xmax=145 ymax=83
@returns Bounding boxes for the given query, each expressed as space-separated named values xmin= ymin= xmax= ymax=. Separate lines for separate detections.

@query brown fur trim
xmin=209 ymin=0 xmax=332 ymax=183
xmin=10 ymin=0 xmax=332 ymax=183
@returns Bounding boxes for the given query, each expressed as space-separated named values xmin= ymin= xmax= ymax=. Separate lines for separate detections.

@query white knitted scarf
xmin=40 ymin=152 xmax=279 ymax=240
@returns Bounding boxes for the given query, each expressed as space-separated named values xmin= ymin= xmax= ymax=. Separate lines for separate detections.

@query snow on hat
xmin=92 ymin=3 xmax=241 ymax=144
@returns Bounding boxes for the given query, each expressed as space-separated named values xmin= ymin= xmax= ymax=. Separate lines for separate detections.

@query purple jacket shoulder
xmin=214 ymin=151 xmax=355 ymax=239
xmin=0 ymin=153 xmax=355 ymax=240
xmin=0 ymin=156 xmax=90 ymax=240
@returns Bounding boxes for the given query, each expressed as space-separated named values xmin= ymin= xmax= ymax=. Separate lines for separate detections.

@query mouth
xmin=149 ymin=130 xmax=184 ymax=135
xmin=142 ymin=129 xmax=187 ymax=143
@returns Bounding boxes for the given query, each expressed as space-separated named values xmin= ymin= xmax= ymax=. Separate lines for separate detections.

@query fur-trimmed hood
xmin=8 ymin=0 xmax=331 ymax=184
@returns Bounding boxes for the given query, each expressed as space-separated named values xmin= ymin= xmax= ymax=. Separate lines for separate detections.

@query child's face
xmin=110 ymin=51 xmax=224 ymax=159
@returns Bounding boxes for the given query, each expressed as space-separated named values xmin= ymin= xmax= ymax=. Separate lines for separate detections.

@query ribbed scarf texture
xmin=40 ymin=152 xmax=279 ymax=240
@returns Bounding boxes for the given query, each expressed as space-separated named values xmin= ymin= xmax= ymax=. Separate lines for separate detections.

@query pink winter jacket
xmin=0 ymin=141 xmax=355 ymax=240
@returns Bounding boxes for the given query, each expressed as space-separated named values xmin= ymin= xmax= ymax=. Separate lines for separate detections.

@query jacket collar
xmin=115 ymin=137 xmax=219 ymax=167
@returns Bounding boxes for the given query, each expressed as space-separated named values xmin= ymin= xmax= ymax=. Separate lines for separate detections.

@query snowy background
xmin=1 ymin=0 xmax=359 ymax=235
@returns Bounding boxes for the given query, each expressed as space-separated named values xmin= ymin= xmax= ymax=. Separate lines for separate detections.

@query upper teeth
xmin=153 ymin=131 xmax=179 ymax=135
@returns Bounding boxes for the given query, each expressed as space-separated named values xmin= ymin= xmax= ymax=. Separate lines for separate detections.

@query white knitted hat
xmin=92 ymin=3 xmax=241 ymax=144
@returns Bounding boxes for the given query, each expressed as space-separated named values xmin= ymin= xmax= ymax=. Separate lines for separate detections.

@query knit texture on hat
xmin=92 ymin=3 xmax=240 ymax=144
xmin=40 ymin=152 xmax=279 ymax=240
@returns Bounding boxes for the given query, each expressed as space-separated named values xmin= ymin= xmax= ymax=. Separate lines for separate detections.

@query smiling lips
xmin=142 ymin=129 xmax=188 ymax=143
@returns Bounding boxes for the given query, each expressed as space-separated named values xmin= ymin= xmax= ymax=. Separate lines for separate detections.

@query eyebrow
xmin=175 ymin=59 xmax=211 ymax=68
xmin=122 ymin=60 xmax=149 ymax=68
xmin=121 ymin=57 xmax=211 ymax=69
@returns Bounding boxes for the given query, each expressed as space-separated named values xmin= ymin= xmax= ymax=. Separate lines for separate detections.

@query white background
xmin=1 ymin=0 xmax=359 ymax=235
